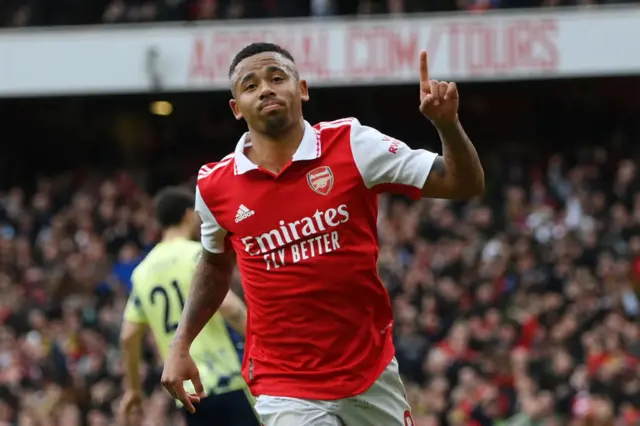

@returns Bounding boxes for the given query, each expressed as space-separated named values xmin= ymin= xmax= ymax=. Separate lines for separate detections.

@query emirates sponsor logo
xmin=240 ymin=204 xmax=350 ymax=270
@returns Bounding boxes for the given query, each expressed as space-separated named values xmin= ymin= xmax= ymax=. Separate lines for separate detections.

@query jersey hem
xmin=248 ymin=345 xmax=396 ymax=401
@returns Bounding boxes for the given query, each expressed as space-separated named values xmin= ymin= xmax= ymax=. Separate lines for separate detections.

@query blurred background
xmin=1 ymin=1 xmax=640 ymax=426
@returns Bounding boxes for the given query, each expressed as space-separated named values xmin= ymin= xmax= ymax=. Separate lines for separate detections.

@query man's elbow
xmin=465 ymin=175 xmax=485 ymax=198
xmin=422 ymin=157 xmax=485 ymax=200
xmin=459 ymin=162 xmax=486 ymax=198
xmin=451 ymin=174 xmax=485 ymax=200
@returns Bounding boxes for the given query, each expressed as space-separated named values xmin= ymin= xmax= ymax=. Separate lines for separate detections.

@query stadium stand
xmin=0 ymin=0 xmax=638 ymax=27
xmin=1 ymin=79 xmax=639 ymax=425
xmin=0 ymin=2 xmax=639 ymax=426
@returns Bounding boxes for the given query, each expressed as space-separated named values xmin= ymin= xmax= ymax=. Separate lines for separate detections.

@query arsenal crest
xmin=307 ymin=166 xmax=334 ymax=196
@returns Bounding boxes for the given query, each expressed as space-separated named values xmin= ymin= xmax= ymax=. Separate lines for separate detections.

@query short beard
xmin=263 ymin=115 xmax=291 ymax=138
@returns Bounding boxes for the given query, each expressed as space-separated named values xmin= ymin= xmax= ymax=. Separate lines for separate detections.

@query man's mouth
xmin=260 ymin=100 xmax=284 ymax=111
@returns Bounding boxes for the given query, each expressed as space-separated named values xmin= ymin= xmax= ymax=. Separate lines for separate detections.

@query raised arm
xmin=421 ymin=120 xmax=484 ymax=200
xmin=349 ymin=52 xmax=483 ymax=202
xmin=418 ymin=50 xmax=484 ymax=200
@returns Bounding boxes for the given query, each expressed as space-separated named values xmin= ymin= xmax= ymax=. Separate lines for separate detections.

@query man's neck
xmin=162 ymin=227 xmax=189 ymax=243
xmin=247 ymin=120 xmax=305 ymax=174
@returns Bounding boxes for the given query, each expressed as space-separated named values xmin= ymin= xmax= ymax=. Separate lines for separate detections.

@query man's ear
xmin=229 ymin=99 xmax=243 ymax=120
xmin=299 ymin=80 xmax=309 ymax=102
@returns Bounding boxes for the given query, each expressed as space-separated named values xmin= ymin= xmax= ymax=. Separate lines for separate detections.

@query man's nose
xmin=259 ymin=82 xmax=276 ymax=100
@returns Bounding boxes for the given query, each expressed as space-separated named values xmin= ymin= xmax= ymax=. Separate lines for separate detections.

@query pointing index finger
xmin=419 ymin=50 xmax=429 ymax=93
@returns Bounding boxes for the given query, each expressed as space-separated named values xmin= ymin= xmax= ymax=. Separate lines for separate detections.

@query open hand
xmin=418 ymin=50 xmax=459 ymax=125
xmin=160 ymin=346 xmax=206 ymax=413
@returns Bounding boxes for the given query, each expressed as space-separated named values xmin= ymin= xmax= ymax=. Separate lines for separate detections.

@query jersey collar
xmin=233 ymin=120 xmax=321 ymax=175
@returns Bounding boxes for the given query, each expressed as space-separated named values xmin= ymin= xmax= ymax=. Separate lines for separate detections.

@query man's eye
xmin=272 ymin=76 xmax=284 ymax=83
xmin=245 ymin=84 xmax=256 ymax=91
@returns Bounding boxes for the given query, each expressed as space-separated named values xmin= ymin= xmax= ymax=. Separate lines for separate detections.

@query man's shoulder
xmin=197 ymin=152 xmax=236 ymax=188
xmin=130 ymin=257 xmax=151 ymax=293
xmin=313 ymin=117 xmax=359 ymax=133
xmin=164 ymin=239 xmax=202 ymax=261
xmin=132 ymin=242 xmax=200 ymax=286
xmin=131 ymin=245 xmax=161 ymax=285
xmin=313 ymin=117 xmax=374 ymax=149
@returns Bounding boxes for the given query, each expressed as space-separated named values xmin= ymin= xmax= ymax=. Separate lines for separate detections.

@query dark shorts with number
xmin=183 ymin=390 xmax=260 ymax=426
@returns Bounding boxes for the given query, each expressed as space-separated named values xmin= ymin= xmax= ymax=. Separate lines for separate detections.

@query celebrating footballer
xmin=161 ymin=42 xmax=484 ymax=426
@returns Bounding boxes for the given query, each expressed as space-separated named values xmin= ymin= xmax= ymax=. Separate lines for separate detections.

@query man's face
xmin=229 ymin=52 xmax=309 ymax=137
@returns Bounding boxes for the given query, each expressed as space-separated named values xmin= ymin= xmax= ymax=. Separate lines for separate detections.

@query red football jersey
xmin=195 ymin=118 xmax=437 ymax=399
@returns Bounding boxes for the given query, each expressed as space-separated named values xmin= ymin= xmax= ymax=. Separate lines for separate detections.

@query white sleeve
xmin=350 ymin=118 xmax=438 ymax=200
xmin=194 ymin=185 xmax=228 ymax=253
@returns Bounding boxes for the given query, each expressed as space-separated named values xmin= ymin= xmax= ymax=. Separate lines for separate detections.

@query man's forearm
xmin=172 ymin=250 xmax=233 ymax=349
xmin=123 ymin=346 xmax=142 ymax=393
xmin=120 ymin=322 xmax=145 ymax=393
xmin=431 ymin=118 xmax=484 ymax=198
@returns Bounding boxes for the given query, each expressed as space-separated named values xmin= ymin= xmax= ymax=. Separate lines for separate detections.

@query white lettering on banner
xmin=0 ymin=7 xmax=639 ymax=96
xmin=241 ymin=204 xmax=349 ymax=270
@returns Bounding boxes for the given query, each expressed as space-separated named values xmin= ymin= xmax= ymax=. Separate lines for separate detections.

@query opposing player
xmin=161 ymin=43 xmax=484 ymax=425
xmin=119 ymin=187 xmax=259 ymax=426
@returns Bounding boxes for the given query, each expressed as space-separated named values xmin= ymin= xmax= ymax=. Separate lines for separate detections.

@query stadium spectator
xmin=1 ymin=140 xmax=639 ymax=424
xmin=0 ymin=4 xmax=639 ymax=423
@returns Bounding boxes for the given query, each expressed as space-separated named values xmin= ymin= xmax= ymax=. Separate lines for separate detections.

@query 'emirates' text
xmin=240 ymin=204 xmax=349 ymax=270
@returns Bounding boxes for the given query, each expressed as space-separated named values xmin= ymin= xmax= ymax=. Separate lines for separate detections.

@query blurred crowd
xmin=0 ymin=0 xmax=639 ymax=27
xmin=0 ymin=172 xmax=167 ymax=426
xmin=384 ymin=153 xmax=640 ymax=425
xmin=1 ymin=141 xmax=639 ymax=426
xmin=0 ymin=0 xmax=639 ymax=422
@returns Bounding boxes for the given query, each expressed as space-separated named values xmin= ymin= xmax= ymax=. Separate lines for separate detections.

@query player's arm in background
xmin=161 ymin=185 xmax=235 ymax=412
xmin=219 ymin=290 xmax=247 ymax=336
xmin=119 ymin=289 xmax=148 ymax=423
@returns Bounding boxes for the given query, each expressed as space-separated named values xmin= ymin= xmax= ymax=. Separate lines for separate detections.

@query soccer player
xmin=161 ymin=43 xmax=484 ymax=425
xmin=119 ymin=187 xmax=259 ymax=426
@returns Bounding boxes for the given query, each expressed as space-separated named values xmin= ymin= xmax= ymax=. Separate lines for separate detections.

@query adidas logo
xmin=235 ymin=204 xmax=255 ymax=223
